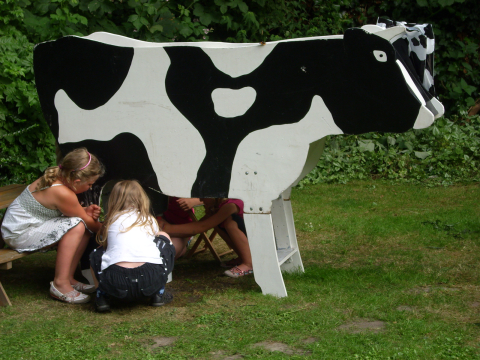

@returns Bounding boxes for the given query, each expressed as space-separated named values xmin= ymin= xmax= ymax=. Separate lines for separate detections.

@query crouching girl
xmin=89 ymin=180 xmax=175 ymax=312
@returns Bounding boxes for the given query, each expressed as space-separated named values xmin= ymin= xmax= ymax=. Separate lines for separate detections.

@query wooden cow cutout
xmin=34 ymin=22 xmax=444 ymax=297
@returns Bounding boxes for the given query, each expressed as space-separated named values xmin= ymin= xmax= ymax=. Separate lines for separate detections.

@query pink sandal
xmin=224 ymin=266 xmax=253 ymax=278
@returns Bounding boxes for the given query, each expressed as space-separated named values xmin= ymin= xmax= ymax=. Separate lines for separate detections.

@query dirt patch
xmin=209 ymin=350 xmax=243 ymax=359
xmin=150 ymin=336 xmax=177 ymax=349
xmin=337 ymin=319 xmax=386 ymax=333
xmin=303 ymin=337 xmax=318 ymax=344
xmin=397 ymin=305 xmax=415 ymax=312
xmin=251 ymin=341 xmax=302 ymax=355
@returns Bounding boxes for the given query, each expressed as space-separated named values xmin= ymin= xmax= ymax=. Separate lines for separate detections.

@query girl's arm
xmin=176 ymin=198 xmax=203 ymax=211
xmin=161 ymin=203 xmax=238 ymax=237
xmin=53 ymin=187 xmax=102 ymax=233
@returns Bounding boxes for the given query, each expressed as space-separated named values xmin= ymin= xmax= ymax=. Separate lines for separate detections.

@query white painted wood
xmin=84 ymin=32 xmax=339 ymax=79
xmin=279 ymin=190 xmax=304 ymax=273
xmin=291 ymin=138 xmax=326 ymax=188
xmin=244 ymin=213 xmax=287 ymax=298
xmin=277 ymin=248 xmax=298 ymax=266
xmin=202 ymin=45 xmax=277 ymax=78
xmin=211 ymin=87 xmax=256 ymax=117
xmin=270 ymin=189 xmax=304 ymax=274
xmin=271 ymin=196 xmax=290 ymax=250
xmin=230 ymin=95 xmax=342 ymax=213
xmin=55 ymin=47 xmax=206 ymax=198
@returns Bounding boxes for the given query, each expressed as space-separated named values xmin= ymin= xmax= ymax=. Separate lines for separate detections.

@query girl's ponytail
xmin=36 ymin=167 xmax=61 ymax=191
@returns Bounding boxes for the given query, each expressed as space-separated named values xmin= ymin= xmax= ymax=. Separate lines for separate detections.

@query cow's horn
xmin=374 ymin=26 xmax=406 ymax=42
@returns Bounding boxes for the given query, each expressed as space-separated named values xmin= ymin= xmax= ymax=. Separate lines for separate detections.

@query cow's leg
xmin=244 ymin=213 xmax=287 ymax=298
xmin=271 ymin=188 xmax=304 ymax=273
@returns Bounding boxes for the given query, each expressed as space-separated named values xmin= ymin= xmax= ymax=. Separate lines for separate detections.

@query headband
xmin=59 ymin=152 xmax=92 ymax=172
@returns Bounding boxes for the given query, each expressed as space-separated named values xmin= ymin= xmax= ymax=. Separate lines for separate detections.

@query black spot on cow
xmin=34 ymin=37 xmax=133 ymax=139
xmin=411 ymin=37 xmax=420 ymax=47
xmin=419 ymin=35 xmax=427 ymax=49
xmin=60 ymin=133 xmax=167 ymax=214
xmin=424 ymin=24 xmax=434 ymax=39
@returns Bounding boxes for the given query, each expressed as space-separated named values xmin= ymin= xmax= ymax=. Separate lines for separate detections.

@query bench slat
xmin=0 ymin=184 xmax=27 ymax=210
xmin=0 ymin=249 xmax=27 ymax=265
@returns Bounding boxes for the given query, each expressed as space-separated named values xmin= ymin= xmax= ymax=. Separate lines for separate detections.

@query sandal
xmin=220 ymin=257 xmax=242 ymax=268
xmin=50 ymin=282 xmax=91 ymax=304
xmin=224 ymin=266 xmax=253 ymax=278
xmin=72 ymin=282 xmax=96 ymax=294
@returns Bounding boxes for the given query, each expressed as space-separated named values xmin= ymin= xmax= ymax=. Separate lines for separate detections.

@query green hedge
xmin=0 ymin=0 xmax=478 ymax=185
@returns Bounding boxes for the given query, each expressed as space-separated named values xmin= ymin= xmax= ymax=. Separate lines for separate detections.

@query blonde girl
xmin=89 ymin=180 xmax=175 ymax=312
xmin=1 ymin=148 xmax=104 ymax=304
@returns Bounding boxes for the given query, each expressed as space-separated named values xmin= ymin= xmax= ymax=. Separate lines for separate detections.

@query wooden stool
xmin=184 ymin=210 xmax=234 ymax=263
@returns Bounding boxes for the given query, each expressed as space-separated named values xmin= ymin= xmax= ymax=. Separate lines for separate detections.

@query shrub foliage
xmin=300 ymin=113 xmax=480 ymax=186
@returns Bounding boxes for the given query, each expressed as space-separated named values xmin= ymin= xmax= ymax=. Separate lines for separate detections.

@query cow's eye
xmin=373 ymin=50 xmax=387 ymax=62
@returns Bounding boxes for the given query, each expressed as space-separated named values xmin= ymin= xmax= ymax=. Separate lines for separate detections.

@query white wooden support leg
xmin=244 ymin=213 xmax=287 ymax=298
xmin=274 ymin=188 xmax=304 ymax=273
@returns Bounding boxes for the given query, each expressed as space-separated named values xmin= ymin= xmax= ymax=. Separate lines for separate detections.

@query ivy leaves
xmin=300 ymin=115 xmax=480 ymax=187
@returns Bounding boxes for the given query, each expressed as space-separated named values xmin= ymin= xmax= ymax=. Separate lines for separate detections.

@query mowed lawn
xmin=1 ymin=181 xmax=479 ymax=359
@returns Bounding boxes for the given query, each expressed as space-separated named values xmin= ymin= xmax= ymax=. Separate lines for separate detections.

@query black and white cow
xmin=33 ymin=23 xmax=443 ymax=297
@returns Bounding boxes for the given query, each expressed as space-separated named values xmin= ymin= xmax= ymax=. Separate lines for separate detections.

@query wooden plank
xmin=0 ymin=282 xmax=12 ymax=306
xmin=0 ymin=184 xmax=27 ymax=210
xmin=0 ymin=262 xmax=12 ymax=270
xmin=0 ymin=249 xmax=27 ymax=265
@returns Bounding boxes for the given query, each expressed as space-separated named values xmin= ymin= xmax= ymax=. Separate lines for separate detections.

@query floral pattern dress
xmin=1 ymin=185 xmax=87 ymax=252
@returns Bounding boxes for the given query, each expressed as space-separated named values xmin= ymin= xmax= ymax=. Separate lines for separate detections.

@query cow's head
xmin=325 ymin=24 xmax=443 ymax=135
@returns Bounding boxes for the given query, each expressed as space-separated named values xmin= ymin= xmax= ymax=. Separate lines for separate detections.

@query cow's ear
xmin=372 ymin=26 xmax=405 ymax=43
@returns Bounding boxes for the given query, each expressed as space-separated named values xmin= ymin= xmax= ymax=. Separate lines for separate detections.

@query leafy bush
xmin=0 ymin=9 xmax=56 ymax=186
xmin=300 ymin=113 xmax=480 ymax=186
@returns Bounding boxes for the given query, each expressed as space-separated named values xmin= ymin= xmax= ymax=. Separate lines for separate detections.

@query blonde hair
xmin=36 ymin=148 xmax=105 ymax=191
xmin=96 ymin=180 xmax=156 ymax=247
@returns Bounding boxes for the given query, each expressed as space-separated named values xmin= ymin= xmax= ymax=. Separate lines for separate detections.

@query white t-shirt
xmin=101 ymin=210 xmax=162 ymax=271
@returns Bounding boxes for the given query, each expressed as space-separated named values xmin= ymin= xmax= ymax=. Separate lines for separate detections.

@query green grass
xmin=1 ymin=180 xmax=479 ymax=359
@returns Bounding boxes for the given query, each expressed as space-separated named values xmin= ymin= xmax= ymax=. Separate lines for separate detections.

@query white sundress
xmin=1 ymin=184 xmax=87 ymax=253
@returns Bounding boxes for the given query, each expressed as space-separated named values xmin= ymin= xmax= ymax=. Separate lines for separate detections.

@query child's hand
xmin=85 ymin=204 xmax=101 ymax=221
xmin=177 ymin=198 xmax=202 ymax=211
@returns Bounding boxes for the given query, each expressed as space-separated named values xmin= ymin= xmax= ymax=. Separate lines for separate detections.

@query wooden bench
xmin=0 ymin=184 xmax=28 ymax=306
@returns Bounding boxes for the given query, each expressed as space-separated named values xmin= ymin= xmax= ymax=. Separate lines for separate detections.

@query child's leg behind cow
xmin=223 ymin=215 xmax=253 ymax=277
